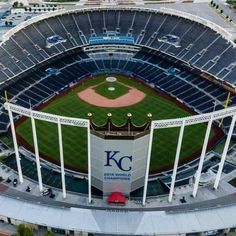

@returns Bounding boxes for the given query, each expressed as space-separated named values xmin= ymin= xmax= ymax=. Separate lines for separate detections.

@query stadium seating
xmin=1 ymin=9 xmax=236 ymax=197
xmin=0 ymin=8 xmax=235 ymax=134
xmin=0 ymin=48 xmax=235 ymax=134
xmin=0 ymin=9 xmax=235 ymax=84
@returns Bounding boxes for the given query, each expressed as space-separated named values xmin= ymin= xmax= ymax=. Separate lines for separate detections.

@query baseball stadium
xmin=0 ymin=2 xmax=236 ymax=236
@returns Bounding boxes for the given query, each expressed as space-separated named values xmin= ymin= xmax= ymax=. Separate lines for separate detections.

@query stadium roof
xmin=0 ymin=195 xmax=235 ymax=235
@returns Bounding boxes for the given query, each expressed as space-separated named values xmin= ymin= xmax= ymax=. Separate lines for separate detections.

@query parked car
xmin=203 ymin=230 xmax=218 ymax=236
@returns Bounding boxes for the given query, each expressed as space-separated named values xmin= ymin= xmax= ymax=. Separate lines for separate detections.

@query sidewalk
xmin=0 ymin=221 xmax=17 ymax=236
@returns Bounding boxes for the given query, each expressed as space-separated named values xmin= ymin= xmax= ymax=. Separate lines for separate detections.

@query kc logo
xmin=104 ymin=151 xmax=132 ymax=172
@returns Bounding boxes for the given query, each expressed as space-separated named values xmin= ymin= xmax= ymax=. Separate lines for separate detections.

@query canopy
xmin=107 ymin=192 xmax=126 ymax=204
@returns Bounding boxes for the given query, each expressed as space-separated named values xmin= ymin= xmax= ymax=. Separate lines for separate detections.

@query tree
xmin=12 ymin=1 xmax=19 ymax=8
xmin=15 ymin=224 xmax=34 ymax=236
xmin=43 ymin=231 xmax=55 ymax=236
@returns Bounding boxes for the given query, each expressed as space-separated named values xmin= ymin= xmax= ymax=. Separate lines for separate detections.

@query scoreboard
xmin=89 ymin=36 xmax=135 ymax=45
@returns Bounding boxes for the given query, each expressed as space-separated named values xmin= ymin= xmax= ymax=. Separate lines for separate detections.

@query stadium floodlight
xmin=30 ymin=112 xmax=43 ymax=192
xmin=57 ymin=118 xmax=66 ymax=199
xmin=214 ymin=114 xmax=236 ymax=190
xmin=168 ymin=120 xmax=185 ymax=202
xmin=5 ymin=103 xmax=23 ymax=184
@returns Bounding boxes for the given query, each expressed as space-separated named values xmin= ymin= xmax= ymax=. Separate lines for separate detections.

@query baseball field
xmin=15 ymin=74 xmax=220 ymax=172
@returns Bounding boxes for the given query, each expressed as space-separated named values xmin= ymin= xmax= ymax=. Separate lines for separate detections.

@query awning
xmin=107 ymin=192 xmax=126 ymax=204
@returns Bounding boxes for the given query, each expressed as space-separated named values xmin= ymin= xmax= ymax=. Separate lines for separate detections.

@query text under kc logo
xmin=104 ymin=151 xmax=132 ymax=172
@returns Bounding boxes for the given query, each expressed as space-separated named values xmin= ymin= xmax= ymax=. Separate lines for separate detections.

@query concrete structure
xmin=4 ymin=102 xmax=236 ymax=206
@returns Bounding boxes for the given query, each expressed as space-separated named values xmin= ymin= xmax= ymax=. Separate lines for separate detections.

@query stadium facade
xmin=0 ymin=6 xmax=236 ymax=236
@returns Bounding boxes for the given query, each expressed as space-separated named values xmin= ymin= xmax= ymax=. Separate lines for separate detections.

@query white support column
xmin=168 ymin=120 xmax=185 ymax=203
xmin=192 ymin=117 xmax=213 ymax=198
xmin=87 ymin=121 xmax=92 ymax=203
xmin=31 ymin=115 xmax=43 ymax=192
xmin=58 ymin=118 xmax=66 ymax=199
xmin=142 ymin=122 xmax=154 ymax=206
xmin=6 ymin=105 xmax=23 ymax=183
xmin=214 ymin=114 xmax=236 ymax=189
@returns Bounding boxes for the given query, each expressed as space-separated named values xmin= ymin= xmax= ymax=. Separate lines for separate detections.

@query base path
xmin=78 ymin=87 xmax=146 ymax=108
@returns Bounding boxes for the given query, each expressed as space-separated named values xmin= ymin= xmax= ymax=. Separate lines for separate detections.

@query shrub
xmin=12 ymin=1 xmax=19 ymax=7
xmin=43 ymin=231 xmax=55 ymax=236
xmin=15 ymin=224 xmax=34 ymax=236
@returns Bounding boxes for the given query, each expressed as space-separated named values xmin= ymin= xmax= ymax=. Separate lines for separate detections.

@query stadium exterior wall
xmin=0 ymin=194 xmax=235 ymax=235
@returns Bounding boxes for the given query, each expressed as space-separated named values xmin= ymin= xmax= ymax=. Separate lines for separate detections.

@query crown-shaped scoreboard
xmin=88 ymin=113 xmax=152 ymax=196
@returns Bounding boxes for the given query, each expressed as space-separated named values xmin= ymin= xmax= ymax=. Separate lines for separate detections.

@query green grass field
xmin=16 ymin=74 xmax=216 ymax=172
xmin=94 ymin=81 xmax=130 ymax=99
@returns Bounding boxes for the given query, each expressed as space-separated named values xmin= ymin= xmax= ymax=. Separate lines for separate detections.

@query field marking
xmin=90 ymin=80 xmax=133 ymax=89
xmin=77 ymin=87 xmax=146 ymax=108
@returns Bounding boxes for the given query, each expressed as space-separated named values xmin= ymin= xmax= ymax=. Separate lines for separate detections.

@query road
xmin=214 ymin=0 xmax=236 ymax=24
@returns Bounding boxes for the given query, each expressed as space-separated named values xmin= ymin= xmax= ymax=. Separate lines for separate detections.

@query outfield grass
xmin=0 ymin=135 xmax=13 ymax=148
xmin=213 ymin=138 xmax=236 ymax=154
xmin=16 ymin=74 xmax=216 ymax=172
xmin=94 ymin=81 xmax=130 ymax=99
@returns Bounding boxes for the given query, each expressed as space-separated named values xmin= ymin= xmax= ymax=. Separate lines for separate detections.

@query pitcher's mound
xmin=78 ymin=87 xmax=146 ymax=108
